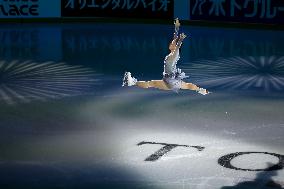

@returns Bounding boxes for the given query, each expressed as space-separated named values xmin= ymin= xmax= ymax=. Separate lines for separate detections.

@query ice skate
xmin=198 ymin=88 xmax=210 ymax=95
xmin=122 ymin=72 xmax=137 ymax=87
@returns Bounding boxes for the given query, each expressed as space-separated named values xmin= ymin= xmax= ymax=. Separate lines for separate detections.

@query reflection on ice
xmin=181 ymin=56 xmax=284 ymax=92
xmin=0 ymin=60 xmax=101 ymax=105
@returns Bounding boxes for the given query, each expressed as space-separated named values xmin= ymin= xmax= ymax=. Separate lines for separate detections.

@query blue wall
xmin=0 ymin=0 xmax=283 ymax=25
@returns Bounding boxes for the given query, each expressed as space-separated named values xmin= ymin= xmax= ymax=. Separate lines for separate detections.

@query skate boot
xmin=122 ymin=72 xmax=137 ymax=87
xmin=198 ymin=88 xmax=210 ymax=95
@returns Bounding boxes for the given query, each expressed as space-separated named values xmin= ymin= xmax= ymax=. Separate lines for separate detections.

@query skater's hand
xmin=174 ymin=18 xmax=180 ymax=28
xmin=180 ymin=33 xmax=187 ymax=39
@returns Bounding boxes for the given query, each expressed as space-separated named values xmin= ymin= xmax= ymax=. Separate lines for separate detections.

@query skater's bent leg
xmin=136 ymin=80 xmax=170 ymax=90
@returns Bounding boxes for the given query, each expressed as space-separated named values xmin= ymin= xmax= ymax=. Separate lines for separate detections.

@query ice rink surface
xmin=0 ymin=23 xmax=283 ymax=188
xmin=0 ymin=87 xmax=283 ymax=189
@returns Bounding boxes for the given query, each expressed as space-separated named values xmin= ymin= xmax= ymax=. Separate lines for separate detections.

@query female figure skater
xmin=122 ymin=18 xmax=209 ymax=95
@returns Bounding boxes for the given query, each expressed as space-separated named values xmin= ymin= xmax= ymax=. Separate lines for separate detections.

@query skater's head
xmin=169 ymin=39 xmax=177 ymax=52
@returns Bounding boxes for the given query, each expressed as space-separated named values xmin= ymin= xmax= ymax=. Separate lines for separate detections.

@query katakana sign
xmin=62 ymin=0 xmax=174 ymax=19
xmin=190 ymin=0 xmax=284 ymax=24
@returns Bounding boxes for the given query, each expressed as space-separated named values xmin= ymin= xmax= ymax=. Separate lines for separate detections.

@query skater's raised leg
xmin=181 ymin=81 xmax=209 ymax=95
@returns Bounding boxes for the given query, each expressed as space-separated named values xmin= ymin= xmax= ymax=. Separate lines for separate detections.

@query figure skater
xmin=122 ymin=18 xmax=209 ymax=95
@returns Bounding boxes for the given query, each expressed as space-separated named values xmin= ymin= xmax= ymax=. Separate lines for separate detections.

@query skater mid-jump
xmin=122 ymin=18 xmax=209 ymax=95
